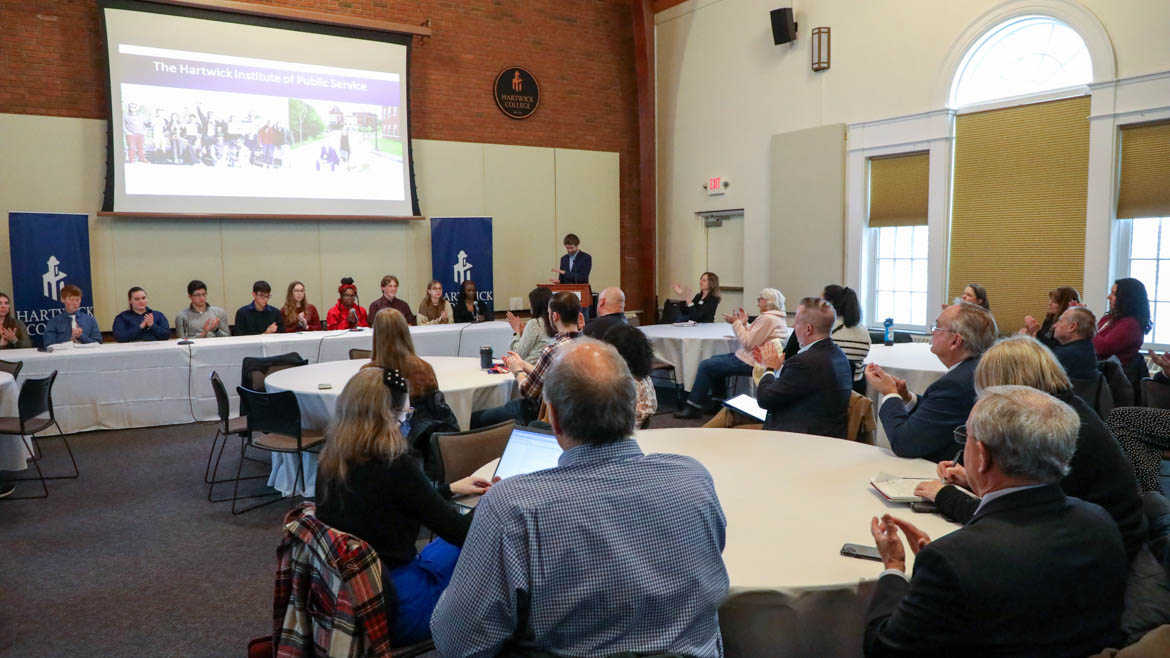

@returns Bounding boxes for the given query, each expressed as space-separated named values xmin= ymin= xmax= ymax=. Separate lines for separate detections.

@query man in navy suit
xmin=1051 ymin=305 xmax=1099 ymax=381
xmin=553 ymin=233 xmax=591 ymax=285
xmin=755 ymin=297 xmax=853 ymax=438
xmin=865 ymin=302 xmax=996 ymax=463
xmin=864 ymin=386 xmax=1127 ymax=657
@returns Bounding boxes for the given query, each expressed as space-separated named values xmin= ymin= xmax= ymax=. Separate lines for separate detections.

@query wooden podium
xmin=537 ymin=283 xmax=593 ymax=308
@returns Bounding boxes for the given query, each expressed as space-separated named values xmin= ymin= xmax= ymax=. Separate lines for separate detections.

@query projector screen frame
xmin=97 ymin=0 xmax=424 ymax=220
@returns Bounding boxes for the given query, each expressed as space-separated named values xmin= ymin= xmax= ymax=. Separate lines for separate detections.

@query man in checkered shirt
xmin=432 ymin=338 xmax=729 ymax=658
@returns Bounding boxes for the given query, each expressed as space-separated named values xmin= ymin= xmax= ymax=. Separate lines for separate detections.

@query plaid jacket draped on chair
xmin=274 ymin=504 xmax=392 ymax=658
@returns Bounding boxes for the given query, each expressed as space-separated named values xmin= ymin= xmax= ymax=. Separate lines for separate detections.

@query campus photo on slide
xmin=116 ymin=45 xmax=405 ymax=202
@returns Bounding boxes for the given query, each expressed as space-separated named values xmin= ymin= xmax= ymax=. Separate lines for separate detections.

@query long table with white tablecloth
xmin=0 ymin=321 xmax=513 ymax=436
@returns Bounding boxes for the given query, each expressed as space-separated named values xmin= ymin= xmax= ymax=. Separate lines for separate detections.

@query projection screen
xmin=99 ymin=0 xmax=419 ymax=217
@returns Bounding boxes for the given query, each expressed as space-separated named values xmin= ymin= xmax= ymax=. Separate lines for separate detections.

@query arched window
xmin=950 ymin=16 xmax=1092 ymax=108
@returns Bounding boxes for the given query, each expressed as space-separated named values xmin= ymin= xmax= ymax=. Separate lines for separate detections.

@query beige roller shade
xmin=1118 ymin=121 xmax=1170 ymax=220
xmin=868 ymin=151 xmax=929 ymax=228
xmin=949 ymin=96 xmax=1090 ymax=334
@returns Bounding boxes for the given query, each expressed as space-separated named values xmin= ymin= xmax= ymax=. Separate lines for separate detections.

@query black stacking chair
xmin=230 ymin=387 xmax=325 ymax=515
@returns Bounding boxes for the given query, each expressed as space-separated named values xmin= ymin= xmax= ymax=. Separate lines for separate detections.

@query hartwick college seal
xmin=494 ymin=67 xmax=540 ymax=119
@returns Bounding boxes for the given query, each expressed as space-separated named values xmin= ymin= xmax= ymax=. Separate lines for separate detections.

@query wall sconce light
xmin=812 ymin=26 xmax=830 ymax=71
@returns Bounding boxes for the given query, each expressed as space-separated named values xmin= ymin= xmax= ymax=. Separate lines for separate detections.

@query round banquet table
xmin=638 ymin=323 xmax=739 ymax=391
xmin=0 ymin=372 xmax=29 ymax=472
xmin=468 ymin=428 xmax=960 ymax=658
xmin=862 ymin=343 xmax=949 ymax=449
xmin=263 ymin=356 xmax=515 ymax=497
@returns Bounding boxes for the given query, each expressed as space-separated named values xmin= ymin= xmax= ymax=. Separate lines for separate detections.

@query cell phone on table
xmin=840 ymin=543 xmax=883 ymax=561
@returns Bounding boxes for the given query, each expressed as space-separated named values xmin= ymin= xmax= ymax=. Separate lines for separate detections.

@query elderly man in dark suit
xmin=583 ymin=286 xmax=627 ymax=339
xmin=1051 ymin=305 xmax=1100 ymax=380
xmin=865 ymin=302 xmax=996 ymax=463
xmin=755 ymin=297 xmax=853 ymax=438
xmin=864 ymin=385 xmax=1128 ymax=657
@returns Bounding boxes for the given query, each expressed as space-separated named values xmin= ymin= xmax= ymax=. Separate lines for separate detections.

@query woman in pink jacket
xmin=675 ymin=287 xmax=788 ymax=419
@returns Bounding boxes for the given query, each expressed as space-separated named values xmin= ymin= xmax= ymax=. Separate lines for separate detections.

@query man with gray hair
xmin=865 ymin=302 xmax=997 ymax=462
xmin=864 ymin=386 xmax=1127 ymax=657
xmin=432 ymin=338 xmax=729 ymax=658
xmin=1052 ymin=305 xmax=1099 ymax=380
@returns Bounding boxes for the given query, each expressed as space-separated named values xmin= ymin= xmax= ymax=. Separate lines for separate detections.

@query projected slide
xmin=118 ymin=46 xmax=402 ymax=201
xmin=101 ymin=2 xmax=416 ymax=216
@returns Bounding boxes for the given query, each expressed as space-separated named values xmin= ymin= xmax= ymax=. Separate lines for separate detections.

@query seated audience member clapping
xmin=948 ymin=282 xmax=990 ymax=311
xmin=583 ymin=286 xmax=628 ymax=339
xmin=470 ymin=292 xmax=582 ymax=428
xmin=452 ymin=279 xmax=486 ymax=324
xmin=865 ymin=302 xmax=996 ymax=462
xmin=368 ymin=275 xmax=415 ymax=326
xmin=43 ymin=285 xmax=101 ymax=346
xmin=431 ymin=339 xmax=728 ymax=657
xmin=416 ymin=279 xmax=453 ymax=326
xmin=783 ymin=284 xmax=871 ymax=391
xmin=505 ymin=287 xmax=555 ymax=364
xmin=315 ymin=367 xmax=495 ymax=645
xmin=756 ymin=297 xmax=853 ymax=438
xmin=233 ymin=280 xmax=282 ymax=335
xmin=675 ymin=287 xmax=787 ymax=419
xmin=174 ymin=280 xmax=230 ymax=339
xmin=325 ymin=278 xmax=368 ymax=330
xmin=1050 ymin=305 xmax=1100 ymax=381
xmin=0 ymin=292 xmax=31 ymax=349
xmin=113 ymin=287 xmax=170 ymax=342
xmin=1095 ymin=277 xmax=1150 ymax=368
xmin=914 ymin=335 xmax=1146 ymax=560
xmin=1020 ymin=285 xmax=1079 ymax=349
xmin=602 ymin=323 xmax=658 ymax=426
xmin=280 ymin=281 xmax=322 ymax=332
xmin=669 ymin=271 xmax=721 ymax=323
xmin=865 ymin=386 xmax=1128 ymax=657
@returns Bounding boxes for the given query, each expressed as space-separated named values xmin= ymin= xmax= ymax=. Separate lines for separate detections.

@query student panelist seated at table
xmin=113 ymin=287 xmax=171 ymax=342
xmin=416 ymin=279 xmax=453 ymax=326
xmin=233 ymin=281 xmax=282 ymax=336
xmin=43 ymin=285 xmax=101 ymax=346
xmin=0 ymin=292 xmax=32 ymax=350
xmin=368 ymin=274 xmax=415 ymax=326
xmin=451 ymin=279 xmax=486 ymax=324
xmin=280 ymin=280 xmax=322 ymax=332
xmin=174 ymin=280 xmax=230 ymax=339
xmin=326 ymin=277 xmax=368 ymax=330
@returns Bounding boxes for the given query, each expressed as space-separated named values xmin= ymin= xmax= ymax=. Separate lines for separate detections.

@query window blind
xmin=868 ymin=151 xmax=929 ymax=228
xmin=949 ymin=95 xmax=1090 ymax=333
xmin=1118 ymin=120 xmax=1170 ymax=220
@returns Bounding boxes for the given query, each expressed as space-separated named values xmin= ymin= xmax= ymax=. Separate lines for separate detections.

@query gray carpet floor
xmin=0 ymin=404 xmax=708 ymax=658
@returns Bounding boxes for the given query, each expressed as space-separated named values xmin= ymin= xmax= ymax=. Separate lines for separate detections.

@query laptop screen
xmin=494 ymin=427 xmax=563 ymax=480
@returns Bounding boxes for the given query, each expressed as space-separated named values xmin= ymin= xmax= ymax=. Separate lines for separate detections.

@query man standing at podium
xmin=552 ymin=233 xmax=591 ymax=284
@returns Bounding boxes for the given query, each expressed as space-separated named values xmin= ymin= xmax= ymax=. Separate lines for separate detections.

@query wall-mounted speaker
xmin=770 ymin=8 xmax=797 ymax=45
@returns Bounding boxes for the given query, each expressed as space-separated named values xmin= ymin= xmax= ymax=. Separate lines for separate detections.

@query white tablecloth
xmin=264 ymin=356 xmax=515 ymax=497
xmin=639 ymin=323 xmax=739 ymax=390
xmin=0 ymin=321 xmax=513 ymax=435
xmin=862 ymin=343 xmax=949 ymax=449
xmin=0 ymin=372 xmax=29 ymax=471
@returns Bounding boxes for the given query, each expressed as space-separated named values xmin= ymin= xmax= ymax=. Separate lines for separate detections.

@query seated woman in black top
xmin=669 ymin=271 xmax=721 ymax=322
xmin=452 ymin=279 xmax=486 ymax=323
xmin=1020 ymin=285 xmax=1079 ymax=349
xmin=315 ymin=367 xmax=494 ymax=644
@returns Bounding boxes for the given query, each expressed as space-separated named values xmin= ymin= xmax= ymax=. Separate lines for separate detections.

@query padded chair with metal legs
xmin=348 ymin=348 xmax=372 ymax=360
xmin=0 ymin=359 xmax=24 ymax=378
xmin=429 ymin=420 xmax=514 ymax=484
xmin=240 ymin=352 xmax=308 ymax=393
xmin=2 ymin=371 xmax=73 ymax=500
xmin=205 ymin=371 xmax=268 ymax=502
xmin=231 ymin=387 xmax=325 ymax=515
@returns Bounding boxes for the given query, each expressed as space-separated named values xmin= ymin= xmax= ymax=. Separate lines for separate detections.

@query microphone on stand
xmin=348 ymin=307 xmax=360 ymax=331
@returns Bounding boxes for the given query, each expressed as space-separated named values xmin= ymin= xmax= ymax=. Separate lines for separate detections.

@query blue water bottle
xmin=883 ymin=318 xmax=894 ymax=346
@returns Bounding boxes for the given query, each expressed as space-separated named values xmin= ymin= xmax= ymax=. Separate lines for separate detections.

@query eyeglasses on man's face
xmin=953 ymin=424 xmax=968 ymax=444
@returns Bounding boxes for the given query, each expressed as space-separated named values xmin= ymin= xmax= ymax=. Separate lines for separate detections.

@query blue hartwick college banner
xmin=9 ymin=212 xmax=95 ymax=347
xmin=430 ymin=217 xmax=494 ymax=316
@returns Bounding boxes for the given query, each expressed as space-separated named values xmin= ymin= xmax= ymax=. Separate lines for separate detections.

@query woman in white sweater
xmin=505 ymin=287 xmax=556 ymax=363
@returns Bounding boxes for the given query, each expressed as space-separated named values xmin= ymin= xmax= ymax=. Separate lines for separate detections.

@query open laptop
xmin=455 ymin=426 xmax=563 ymax=511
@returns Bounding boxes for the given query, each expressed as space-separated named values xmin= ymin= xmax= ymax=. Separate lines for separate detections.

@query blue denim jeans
xmin=686 ymin=352 xmax=752 ymax=407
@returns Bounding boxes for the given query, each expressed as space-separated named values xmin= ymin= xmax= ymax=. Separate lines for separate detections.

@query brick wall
xmin=0 ymin=0 xmax=648 ymax=310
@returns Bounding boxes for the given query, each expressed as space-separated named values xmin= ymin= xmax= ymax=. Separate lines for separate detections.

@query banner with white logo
xmin=9 ymin=212 xmax=95 ymax=347
xmin=430 ymin=216 xmax=494 ymax=317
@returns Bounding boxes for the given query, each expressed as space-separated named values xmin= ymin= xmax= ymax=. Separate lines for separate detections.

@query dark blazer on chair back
xmin=878 ymin=357 xmax=977 ymax=463
xmin=757 ymin=339 xmax=852 ymax=438
xmin=865 ymin=484 xmax=1128 ymax=658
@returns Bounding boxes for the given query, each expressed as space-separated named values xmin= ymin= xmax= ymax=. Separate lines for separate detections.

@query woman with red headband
xmin=326 ymin=277 xmax=370 ymax=330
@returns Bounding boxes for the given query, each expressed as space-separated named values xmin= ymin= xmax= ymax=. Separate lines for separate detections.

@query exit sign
xmin=707 ymin=176 xmax=725 ymax=196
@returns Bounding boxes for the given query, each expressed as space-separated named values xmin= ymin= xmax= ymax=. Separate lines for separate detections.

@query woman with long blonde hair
xmin=367 ymin=308 xmax=438 ymax=401
xmin=316 ymin=367 xmax=493 ymax=644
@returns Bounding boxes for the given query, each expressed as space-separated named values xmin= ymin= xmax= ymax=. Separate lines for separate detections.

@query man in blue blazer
xmin=865 ymin=302 xmax=996 ymax=463
xmin=43 ymin=284 xmax=102 ymax=346
xmin=756 ymin=297 xmax=853 ymax=438
xmin=864 ymin=386 xmax=1127 ymax=657
xmin=553 ymin=233 xmax=591 ymax=285
xmin=1051 ymin=305 xmax=1099 ymax=381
